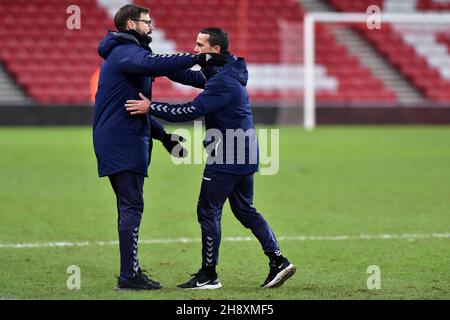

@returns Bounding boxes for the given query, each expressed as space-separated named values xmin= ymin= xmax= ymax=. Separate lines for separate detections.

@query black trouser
xmin=109 ymin=171 xmax=144 ymax=278
xmin=197 ymin=172 xmax=280 ymax=266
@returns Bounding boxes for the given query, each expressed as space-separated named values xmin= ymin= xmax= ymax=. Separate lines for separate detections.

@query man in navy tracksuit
xmin=125 ymin=28 xmax=296 ymax=289
xmin=93 ymin=5 xmax=223 ymax=291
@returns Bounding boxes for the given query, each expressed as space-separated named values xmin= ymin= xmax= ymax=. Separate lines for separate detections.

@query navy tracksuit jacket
xmin=93 ymin=30 xmax=198 ymax=278
xmin=93 ymin=31 xmax=197 ymax=178
xmin=149 ymin=55 xmax=280 ymax=266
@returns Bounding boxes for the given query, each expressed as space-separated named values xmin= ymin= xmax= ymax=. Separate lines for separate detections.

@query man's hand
xmin=195 ymin=52 xmax=228 ymax=68
xmin=125 ymin=93 xmax=150 ymax=115
xmin=160 ymin=132 xmax=188 ymax=158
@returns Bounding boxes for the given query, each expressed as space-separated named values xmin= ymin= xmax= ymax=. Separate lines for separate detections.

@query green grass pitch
xmin=0 ymin=125 xmax=449 ymax=300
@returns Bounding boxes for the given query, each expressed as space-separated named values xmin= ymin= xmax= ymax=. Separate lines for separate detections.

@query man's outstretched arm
xmin=167 ymin=69 xmax=206 ymax=89
xmin=125 ymin=79 xmax=232 ymax=122
xmin=116 ymin=46 xmax=197 ymax=77
xmin=166 ymin=53 xmax=228 ymax=88
xmin=116 ymin=46 xmax=226 ymax=78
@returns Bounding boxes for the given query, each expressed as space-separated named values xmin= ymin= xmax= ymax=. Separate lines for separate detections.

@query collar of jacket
xmin=114 ymin=30 xmax=152 ymax=51
xmin=201 ymin=65 xmax=223 ymax=80
xmin=201 ymin=55 xmax=238 ymax=80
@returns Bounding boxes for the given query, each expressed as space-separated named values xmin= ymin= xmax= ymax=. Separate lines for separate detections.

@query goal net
xmin=282 ymin=11 xmax=450 ymax=129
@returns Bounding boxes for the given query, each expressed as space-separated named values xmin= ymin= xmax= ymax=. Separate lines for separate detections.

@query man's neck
xmin=121 ymin=29 xmax=151 ymax=49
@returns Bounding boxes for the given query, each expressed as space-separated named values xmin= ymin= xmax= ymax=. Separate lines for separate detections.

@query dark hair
xmin=114 ymin=4 xmax=149 ymax=31
xmin=199 ymin=27 xmax=230 ymax=55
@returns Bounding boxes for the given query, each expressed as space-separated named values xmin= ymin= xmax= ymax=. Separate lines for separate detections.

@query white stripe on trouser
xmin=132 ymin=227 xmax=139 ymax=275
xmin=206 ymin=236 xmax=214 ymax=266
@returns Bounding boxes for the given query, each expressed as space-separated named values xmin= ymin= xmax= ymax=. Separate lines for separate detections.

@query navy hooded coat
xmin=93 ymin=31 xmax=197 ymax=177
xmin=147 ymin=55 xmax=259 ymax=175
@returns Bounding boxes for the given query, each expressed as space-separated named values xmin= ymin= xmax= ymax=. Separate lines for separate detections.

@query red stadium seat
xmin=327 ymin=0 xmax=450 ymax=102
xmin=2 ymin=0 xmax=445 ymax=104
xmin=0 ymin=0 xmax=108 ymax=104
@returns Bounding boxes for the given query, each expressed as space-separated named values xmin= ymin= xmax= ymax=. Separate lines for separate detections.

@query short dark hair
xmin=114 ymin=4 xmax=149 ymax=31
xmin=199 ymin=27 xmax=230 ymax=55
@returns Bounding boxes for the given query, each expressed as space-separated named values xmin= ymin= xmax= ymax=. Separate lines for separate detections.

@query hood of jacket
xmin=98 ymin=30 xmax=150 ymax=59
xmin=202 ymin=55 xmax=248 ymax=86
xmin=226 ymin=56 xmax=248 ymax=86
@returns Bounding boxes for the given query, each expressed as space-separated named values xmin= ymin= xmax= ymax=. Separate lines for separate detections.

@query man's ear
xmin=126 ymin=19 xmax=134 ymax=30
xmin=212 ymin=45 xmax=221 ymax=54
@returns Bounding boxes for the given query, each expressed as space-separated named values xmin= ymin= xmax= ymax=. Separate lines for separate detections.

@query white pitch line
xmin=0 ymin=232 xmax=449 ymax=249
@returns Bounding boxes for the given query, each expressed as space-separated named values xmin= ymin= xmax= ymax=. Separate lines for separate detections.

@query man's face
xmin=194 ymin=33 xmax=220 ymax=54
xmin=130 ymin=12 xmax=153 ymax=42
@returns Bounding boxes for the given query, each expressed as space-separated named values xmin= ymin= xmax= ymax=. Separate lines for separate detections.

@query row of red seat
xmin=136 ymin=0 xmax=303 ymax=64
xmin=328 ymin=0 xmax=384 ymax=11
xmin=437 ymin=32 xmax=450 ymax=51
xmin=328 ymin=0 xmax=450 ymax=102
xmin=137 ymin=0 xmax=395 ymax=102
xmin=418 ymin=0 xmax=450 ymax=10
xmin=0 ymin=0 xmax=442 ymax=104
xmin=0 ymin=0 xmax=108 ymax=104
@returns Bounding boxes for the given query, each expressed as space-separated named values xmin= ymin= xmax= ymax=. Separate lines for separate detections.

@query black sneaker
xmin=138 ymin=269 xmax=161 ymax=286
xmin=261 ymin=258 xmax=296 ymax=288
xmin=177 ymin=269 xmax=222 ymax=290
xmin=115 ymin=271 xmax=162 ymax=291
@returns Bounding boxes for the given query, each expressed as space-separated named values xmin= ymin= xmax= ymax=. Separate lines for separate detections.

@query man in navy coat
xmin=93 ymin=4 xmax=223 ymax=291
xmin=125 ymin=28 xmax=296 ymax=290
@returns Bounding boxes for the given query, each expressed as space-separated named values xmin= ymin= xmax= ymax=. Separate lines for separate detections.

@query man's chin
xmin=144 ymin=32 xmax=152 ymax=43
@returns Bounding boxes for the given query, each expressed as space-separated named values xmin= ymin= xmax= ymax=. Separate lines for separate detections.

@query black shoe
xmin=261 ymin=258 xmax=296 ymax=288
xmin=115 ymin=271 xmax=162 ymax=291
xmin=138 ymin=269 xmax=161 ymax=286
xmin=177 ymin=269 xmax=222 ymax=290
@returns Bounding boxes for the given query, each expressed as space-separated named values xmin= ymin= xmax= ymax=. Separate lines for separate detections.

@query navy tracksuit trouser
xmin=197 ymin=172 xmax=280 ymax=266
xmin=109 ymin=171 xmax=144 ymax=279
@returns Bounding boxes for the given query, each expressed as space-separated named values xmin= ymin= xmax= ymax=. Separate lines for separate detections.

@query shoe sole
xmin=178 ymin=282 xmax=222 ymax=290
xmin=114 ymin=285 xmax=162 ymax=292
xmin=262 ymin=264 xmax=296 ymax=289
